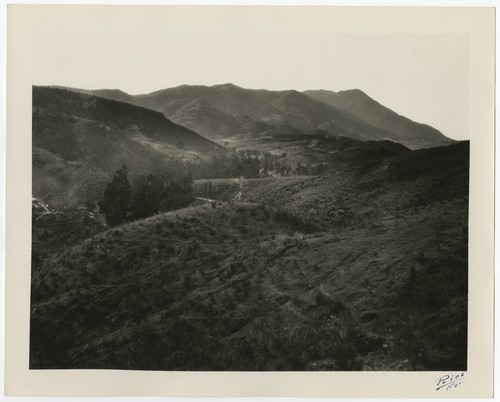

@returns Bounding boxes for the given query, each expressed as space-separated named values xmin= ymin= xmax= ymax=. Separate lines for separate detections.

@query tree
xmin=128 ymin=172 xmax=195 ymax=220
xmin=296 ymin=162 xmax=307 ymax=176
xmin=98 ymin=165 xmax=131 ymax=226
xmin=128 ymin=173 xmax=166 ymax=220
xmin=161 ymin=172 xmax=194 ymax=211
xmin=311 ymin=163 xmax=327 ymax=176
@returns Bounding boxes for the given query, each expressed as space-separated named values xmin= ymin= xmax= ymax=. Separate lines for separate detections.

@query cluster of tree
xmin=128 ymin=172 xmax=194 ymax=220
xmin=295 ymin=162 xmax=328 ymax=176
xmin=98 ymin=165 xmax=194 ymax=226
xmin=97 ymin=150 xmax=328 ymax=225
xmin=188 ymin=150 xmax=328 ymax=179
xmin=189 ymin=151 xmax=260 ymax=179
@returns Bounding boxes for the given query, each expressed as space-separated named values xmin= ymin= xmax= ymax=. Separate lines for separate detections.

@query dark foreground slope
xmin=30 ymin=141 xmax=469 ymax=371
xmin=32 ymin=196 xmax=106 ymax=273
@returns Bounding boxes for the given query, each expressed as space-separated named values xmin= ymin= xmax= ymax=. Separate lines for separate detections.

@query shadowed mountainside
xmin=33 ymin=86 xmax=223 ymax=208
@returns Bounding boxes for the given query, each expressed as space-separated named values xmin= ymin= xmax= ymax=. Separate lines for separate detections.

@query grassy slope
xmin=32 ymin=197 xmax=107 ymax=273
xmin=225 ymin=133 xmax=410 ymax=173
xmin=32 ymin=147 xmax=110 ymax=209
xmin=33 ymin=86 xmax=223 ymax=207
xmin=30 ymin=142 xmax=468 ymax=371
xmin=34 ymin=86 xmax=221 ymax=158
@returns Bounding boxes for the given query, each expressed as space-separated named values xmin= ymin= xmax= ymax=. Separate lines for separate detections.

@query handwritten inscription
xmin=436 ymin=372 xmax=466 ymax=391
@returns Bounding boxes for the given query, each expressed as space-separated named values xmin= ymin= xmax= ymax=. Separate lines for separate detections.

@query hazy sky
xmin=29 ymin=6 xmax=470 ymax=140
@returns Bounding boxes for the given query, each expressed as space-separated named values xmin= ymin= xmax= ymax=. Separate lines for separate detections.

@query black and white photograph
xmin=29 ymin=10 xmax=470 ymax=373
xmin=4 ymin=4 xmax=495 ymax=397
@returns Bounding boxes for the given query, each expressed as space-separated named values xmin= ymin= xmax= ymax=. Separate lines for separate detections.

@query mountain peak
xmin=212 ymin=83 xmax=243 ymax=90
xmin=278 ymin=89 xmax=306 ymax=99
xmin=337 ymin=88 xmax=370 ymax=99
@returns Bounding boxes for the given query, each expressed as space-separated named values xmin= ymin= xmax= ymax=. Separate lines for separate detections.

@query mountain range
xmin=57 ymin=83 xmax=455 ymax=150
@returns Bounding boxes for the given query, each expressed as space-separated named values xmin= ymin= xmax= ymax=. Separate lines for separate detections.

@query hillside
xmin=135 ymin=83 xmax=280 ymax=121
xmin=32 ymin=196 xmax=107 ymax=273
xmin=54 ymin=87 xmax=137 ymax=104
xmin=33 ymin=86 xmax=223 ymax=207
xmin=34 ymin=86 xmax=222 ymax=163
xmin=304 ymin=89 xmax=454 ymax=149
xmin=60 ymin=84 xmax=453 ymax=149
xmin=225 ymin=131 xmax=410 ymax=174
xmin=30 ymin=141 xmax=469 ymax=371
xmin=160 ymin=97 xmax=242 ymax=140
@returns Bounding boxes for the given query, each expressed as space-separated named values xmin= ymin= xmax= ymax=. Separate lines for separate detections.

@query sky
xmin=27 ymin=6 xmax=471 ymax=140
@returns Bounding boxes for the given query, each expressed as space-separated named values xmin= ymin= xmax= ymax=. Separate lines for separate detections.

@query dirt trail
xmin=196 ymin=197 xmax=222 ymax=204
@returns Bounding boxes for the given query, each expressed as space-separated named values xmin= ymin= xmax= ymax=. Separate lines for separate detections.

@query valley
xmin=30 ymin=85 xmax=469 ymax=371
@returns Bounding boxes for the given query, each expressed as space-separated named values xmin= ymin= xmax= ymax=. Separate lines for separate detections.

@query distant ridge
xmin=57 ymin=84 xmax=455 ymax=149
xmin=304 ymin=89 xmax=453 ymax=149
